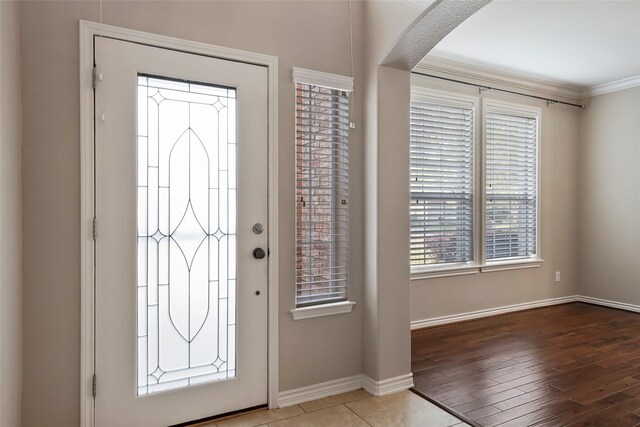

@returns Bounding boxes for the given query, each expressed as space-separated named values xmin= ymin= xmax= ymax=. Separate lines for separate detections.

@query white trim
xmin=411 ymin=295 xmax=640 ymax=331
xmin=415 ymin=56 xmax=584 ymax=101
xmin=79 ymin=20 xmax=280 ymax=425
xmin=411 ymin=86 xmax=477 ymax=109
xmin=411 ymin=266 xmax=479 ymax=280
xmin=483 ymin=98 xmax=541 ymax=264
xmin=411 ymin=259 xmax=543 ymax=279
xmin=361 ymin=373 xmax=414 ymax=397
xmin=577 ymin=296 xmax=640 ymax=314
xmin=585 ymin=74 xmax=640 ymax=98
xmin=79 ymin=21 xmax=95 ymax=427
xmin=278 ymin=375 xmax=363 ymax=408
xmin=417 ymin=54 xmax=640 ymax=100
xmin=409 ymin=87 xmax=479 ymax=277
xmin=278 ymin=373 xmax=414 ymax=407
xmin=411 ymin=296 xmax=579 ymax=330
xmin=292 ymin=67 xmax=353 ymax=92
xmin=483 ymin=98 xmax=542 ymax=119
xmin=290 ymin=301 xmax=356 ymax=320
xmin=481 ymin=259 xmax=542 ymax=273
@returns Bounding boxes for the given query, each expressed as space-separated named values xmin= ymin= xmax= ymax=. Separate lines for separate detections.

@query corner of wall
xmin=0 ymin=1 xmax=23 ymax=426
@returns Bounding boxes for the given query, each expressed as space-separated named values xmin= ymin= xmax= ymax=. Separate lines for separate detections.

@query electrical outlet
xmin=555 ymin=271 xmax=561 ymax=282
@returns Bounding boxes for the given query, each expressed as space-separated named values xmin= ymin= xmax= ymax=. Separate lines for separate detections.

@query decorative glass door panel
xmin=137 ymin=75 xmax=238 ymax=395
xmin=95 ymin=36 xmax=267 ymax=426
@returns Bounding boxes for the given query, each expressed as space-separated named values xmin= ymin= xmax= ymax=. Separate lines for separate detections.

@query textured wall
xmin=578 ymin=87 xmax=640 ymax=305
xmin=0 ymin=1 xmax=23 ymax=426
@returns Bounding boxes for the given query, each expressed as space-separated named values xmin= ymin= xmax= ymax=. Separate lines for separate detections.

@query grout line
xmin=344 ymin=404 xmax=373 ymax=427
xmin=298 ymin=389 xmax=372 ymax=414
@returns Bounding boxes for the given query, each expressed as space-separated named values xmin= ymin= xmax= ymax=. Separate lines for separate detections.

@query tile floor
xmin=197 ymin=389 xmax=469 ymax=427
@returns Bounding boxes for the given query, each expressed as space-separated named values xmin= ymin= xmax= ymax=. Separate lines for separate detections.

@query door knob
xmin=253 ymin=248 xmax=266 ymax=260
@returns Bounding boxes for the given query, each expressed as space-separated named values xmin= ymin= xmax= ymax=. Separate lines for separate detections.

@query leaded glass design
xmin=137 ymin=75 xmax=237 ymax=396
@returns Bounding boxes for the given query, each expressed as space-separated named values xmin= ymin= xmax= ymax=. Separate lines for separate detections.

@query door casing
xmin=79 ymin=20 xmax=279 ymax=427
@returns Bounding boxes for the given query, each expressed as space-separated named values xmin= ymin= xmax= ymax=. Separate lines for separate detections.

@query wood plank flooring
xmin=411 ymin=303 xmax=640 ymax=426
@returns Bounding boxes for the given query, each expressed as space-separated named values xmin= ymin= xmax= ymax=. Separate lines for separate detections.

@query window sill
xmin=481 ymin=259 xmax=543 ymax=272
xmin=411 ymin=265 xmax=480 ymax=280
xmin=411 ymin=258 xmax=544 ymax=279
xmin=290 ymin=301 xmax=356 ymax=320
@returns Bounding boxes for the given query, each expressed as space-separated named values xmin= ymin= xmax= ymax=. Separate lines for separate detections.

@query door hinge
xmin=93 ymin=217 xmax=97 ymax=240
xmin=92 ymin=374 xmax=97 ymax=398
xmin=92 ymin=66 xmax=97 ymax=90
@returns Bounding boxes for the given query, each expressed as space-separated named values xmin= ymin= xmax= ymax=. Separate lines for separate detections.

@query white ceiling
xmin=423 ymin=0 xmax=640 ymax=90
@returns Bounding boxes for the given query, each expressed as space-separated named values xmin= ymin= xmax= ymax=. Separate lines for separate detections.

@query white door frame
xmin=79 ymin=20 xmax=279 ymax=426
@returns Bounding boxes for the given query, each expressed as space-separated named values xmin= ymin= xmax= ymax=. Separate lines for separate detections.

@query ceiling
xmin=422 ymin=0 xmax=640 ymax=90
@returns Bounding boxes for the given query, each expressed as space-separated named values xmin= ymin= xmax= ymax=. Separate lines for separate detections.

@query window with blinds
xmin=294 ymin=77 xmax=351 ymax=307
xmin=485 ymin=110 xmax=538 ymax=261
xmin=410 ymin=96 xmax=474 ymax=268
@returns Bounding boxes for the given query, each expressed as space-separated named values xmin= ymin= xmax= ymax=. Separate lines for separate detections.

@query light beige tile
xmin=300 ymin=389 xmax=372 ymax=412
xmin=216 ymin=405 xmax=304 ymax=427
xmin=268 ymin=405 xmax=369 ymax=427
xmin=346 ymin=391 xmax=463 ymax=427
xmin=190 ymin=419 xmax=217 ymax=426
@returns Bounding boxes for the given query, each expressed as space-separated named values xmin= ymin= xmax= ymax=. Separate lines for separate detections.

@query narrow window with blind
xmin=410 ymin=91 xmax=475 ymax=270
xmin=485 ymin=105 xmax=538 ymax=261
xmin=294 ymin=68 xmax=352 ymax=308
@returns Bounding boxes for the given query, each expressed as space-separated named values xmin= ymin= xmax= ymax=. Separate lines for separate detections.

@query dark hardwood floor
xmin=411 ymin=303 xmax=640 ymax=427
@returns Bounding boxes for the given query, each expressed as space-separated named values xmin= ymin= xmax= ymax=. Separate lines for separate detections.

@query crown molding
xmin=584 ymin=74 xmax=640 ymax=98
xmin=415 ymin=55 xmax=584 ymax=100
xmin=416 ymin=55 xmax=640 ymax=100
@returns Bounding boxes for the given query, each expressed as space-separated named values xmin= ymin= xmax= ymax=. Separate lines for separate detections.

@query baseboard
xmin=361 ymin=373 xmax=414 ymax=396
xmin=278 ymin=373 xmax=414 ymax=407
xmin=278 ymin=375 xmax=363 ymax=408
xmin=411 ymin=295 xmax=580 ymax=330
xmin=577 ymin=295 xmax=640 ymax=313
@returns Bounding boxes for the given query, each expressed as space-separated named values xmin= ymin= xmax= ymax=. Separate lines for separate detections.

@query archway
xmin=361 ymin=0 xmax=492 ymax=386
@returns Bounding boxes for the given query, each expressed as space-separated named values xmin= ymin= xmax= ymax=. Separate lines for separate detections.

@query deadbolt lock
xmin=252 ymin=223 xmax=264 ymax=234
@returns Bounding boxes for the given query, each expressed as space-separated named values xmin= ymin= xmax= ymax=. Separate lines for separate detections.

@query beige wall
xmin=360 ymin=0 xmax=436 ymax=382
xmin=410 ymin=74 xmax=581 ymax=322
xmin=578 ymin=86 xmax=640 ymax=305
xmin=20 ymin=1 xmax=364 ymax=425
xmin=359 ymin=1 xmax=490 ymax=381
xmin=0 ymin=1 xmax=23 ymax=426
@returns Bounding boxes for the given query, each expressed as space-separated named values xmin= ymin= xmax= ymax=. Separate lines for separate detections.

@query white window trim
xmin=482 ymin=99 xmax=542 ymax=266
xmin=292 ymin=67 xmax=353 ymax=92
xmin=410 ymin=89 xmax=543 ymax=280
xmin=409 ymin=88 xmax=480 ymax=277
xmin=411 ymin=264 xmax=479 ymax=280
xmin=481 ymin=258 xmax=543 ymax=273
xmin=292 ymin=67 xmax=356 ymax=317
xmin=290 ymin=300 xmax=356 ymax=320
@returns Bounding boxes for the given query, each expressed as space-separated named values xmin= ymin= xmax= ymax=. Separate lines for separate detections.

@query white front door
xmin=94 ymin=36 xmax=268 ymax=426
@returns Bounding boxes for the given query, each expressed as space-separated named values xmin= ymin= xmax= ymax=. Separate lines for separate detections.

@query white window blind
xmin=410 ymin=98 xmax=474 ymax=267
xmin=295 ymin=81 xmax=350 ymax=307
xmin=485 ymin=111 xmax=537 ymax=260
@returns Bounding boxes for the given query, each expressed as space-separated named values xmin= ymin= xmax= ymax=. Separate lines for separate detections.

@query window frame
xmin=410 ymin=88 xmax=480 ymax=277
xmin=482 ymin=99 xmax=542 ymax=268
xmin=409 ymin=88 xmax=543 ymax=279
xmin=290 ymin=67 xmax=356 ymax=318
